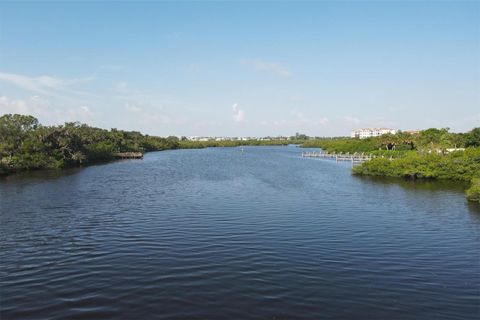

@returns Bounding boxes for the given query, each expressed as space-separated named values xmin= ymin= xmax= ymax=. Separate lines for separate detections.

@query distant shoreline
xmin=1 ymin=114 xmax=479 ymax=202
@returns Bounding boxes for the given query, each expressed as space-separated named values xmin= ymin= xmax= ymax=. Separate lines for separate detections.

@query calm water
xmin=1 ymin=146 xmax=479 ymax=319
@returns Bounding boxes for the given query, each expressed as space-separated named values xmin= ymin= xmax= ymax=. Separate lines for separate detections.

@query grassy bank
xmin=352 ymin=148 xmax=480 ymax=203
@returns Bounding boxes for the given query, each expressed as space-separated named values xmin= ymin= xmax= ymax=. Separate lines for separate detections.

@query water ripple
xmin=1 ymin=147 xmax=479 ymax=319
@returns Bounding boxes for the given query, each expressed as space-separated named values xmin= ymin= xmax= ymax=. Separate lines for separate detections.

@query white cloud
xmin=0 ymin=72 xmax=94 ymax=96
xmin=242 ymin=59 xmax=292 ymax=77
xmin=0 ymin=73 xmax=49 ymax=95
xmin=80 ymin=105 xmax=91 ymax=114
xmin=68 ymin=105 xmax=93 ymax=120
xmin=232 ymin=103 xmax=245 ymax=122
xmin=0 ymin=95 xmax=49 ymax=116
xmin=0 ymin=95 xmax=93 ymax=124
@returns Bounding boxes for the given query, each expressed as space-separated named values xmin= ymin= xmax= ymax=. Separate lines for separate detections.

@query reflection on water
xmin=356 ymin=175 xmax=467 ymax=193
xmin=354 ymin=175 xmax=480 ymax=214
xmin=0 ymin=167 xmax=82 ymax=183
xmin=1 ymin=146 xmax=479 ymax=320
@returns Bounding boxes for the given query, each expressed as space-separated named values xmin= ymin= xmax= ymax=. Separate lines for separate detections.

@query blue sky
xmin=0 ymin=1 xmax=479 ymax=136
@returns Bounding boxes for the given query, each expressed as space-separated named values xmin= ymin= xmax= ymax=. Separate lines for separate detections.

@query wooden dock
xmin=113 ymin=152 xmax=144 ymax=159
xmin=301 ymin=151 xmax=378 ymax=166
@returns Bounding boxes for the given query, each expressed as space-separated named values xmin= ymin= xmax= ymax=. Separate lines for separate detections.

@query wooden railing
xmin=301 ymin=151 xmax=386 ymax=165
xmin=112 ymin=152 xmax=144 ymax=159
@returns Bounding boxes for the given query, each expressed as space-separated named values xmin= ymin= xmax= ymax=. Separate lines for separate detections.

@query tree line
xmin=301 ymin=128 xmax=480 ymax=153
xmin=352 ymin=148 xmax=480 ymax=203
xmin=2 ymin=114 xmax=479 ymax=203
xmin=0 ymin=114 xmax=302 ymax=174
xmin=0 ymin=114 xmax=181 ymax=174
xmin=301 ymin=127 xmax=480 ymax=203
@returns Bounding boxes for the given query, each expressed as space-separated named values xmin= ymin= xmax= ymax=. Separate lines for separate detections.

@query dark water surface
xmin=1 ymin=146 xmax=479 ymax=319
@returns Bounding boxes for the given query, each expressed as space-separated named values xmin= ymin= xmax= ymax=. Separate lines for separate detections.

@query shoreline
xmin=351 ymin=151 xmax=480 ymax=203
xmin=2 ymin=144 xmax=479 ymax=204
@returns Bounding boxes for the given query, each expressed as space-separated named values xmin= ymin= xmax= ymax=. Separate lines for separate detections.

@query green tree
xmin=0 ymin=114 xmax=39 ymax=158
xmin=465 ymin=128 xmax=480 ymax=147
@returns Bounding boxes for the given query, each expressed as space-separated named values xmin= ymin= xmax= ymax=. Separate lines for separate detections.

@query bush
xmin=353 ymin=148 xmax=480 ymax=182
xmin=466 ymin=178 xmax=480 ymax=203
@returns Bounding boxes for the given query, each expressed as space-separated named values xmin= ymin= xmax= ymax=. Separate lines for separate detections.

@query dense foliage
xmin=466 ymin=178 xmax=480 ymax=203
xmin=0 ymin=114 xmax=298 ymax=174
xmin=2 ymin=114 xmax=479 ymax=202
xmin=352 ymin=148 xmax=480 ymax=181
xmin=302 ymin=127 xmax=480 ymax=202
xmin=0 ymin=114 xmax=181 ymax=174
xmin=352 ymin=148 xmax=480 ymax=202
xmin=302 ymin=128 xmax=480 ymax=153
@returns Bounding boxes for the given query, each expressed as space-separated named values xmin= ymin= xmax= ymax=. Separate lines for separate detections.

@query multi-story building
xmin=351 ymin=128 xmax=397 ymax=139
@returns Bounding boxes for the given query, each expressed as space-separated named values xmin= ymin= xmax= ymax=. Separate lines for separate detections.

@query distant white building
xmin=445 ymin=148 xmax=465 ymax=153
xmin=351 ymin=128 xmax=397 ymax=139
xmin=189 ymin=136 xmax=210 ymax=141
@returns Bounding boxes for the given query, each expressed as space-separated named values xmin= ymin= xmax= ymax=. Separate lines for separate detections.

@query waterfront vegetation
xmin=342 ymin=129 xmax=480 ymax=203
xmin=301 ymin=128 xmax=480 ymax=153
xmin=1 ymin=114 xmax=479 ymax=202
xmin=352 ymin=148 xmax=480 ymax=181
xmin=0 ymin=114 xmax=181 ymax=174
xmin=177 ymin=139 xmax=294 ymax=149
xmin=301 ymin=128 xmax=480 ymax=202
xmin=352 ymin=149 xmax=480 ymax=202
xmin=0 ymin=114 xmax=299 ymax=175
xmin=466 ymin=178 xmax=480 ymax=203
